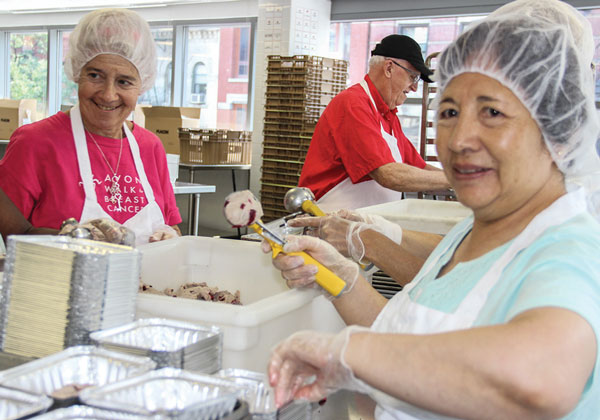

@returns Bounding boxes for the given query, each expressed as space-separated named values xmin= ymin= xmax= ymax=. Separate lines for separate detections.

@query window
xmin=191 ymin=61 xmax=207 ymax=104
xmin=183 ymin=22 xmax=251 ymax=130
xmin=236 ymin=27 xmax=250 ymax=77
xmin=10 ymin=32 xmax=48 ymax=116
xmin=138 ymin=27 xmax=172 ymax=106
xmin=59 ymin=30 xmax=77 ymax=109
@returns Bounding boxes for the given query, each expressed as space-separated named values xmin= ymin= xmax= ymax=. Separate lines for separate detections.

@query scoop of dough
xmin=223 ymin=190 xmax=264 ymax=227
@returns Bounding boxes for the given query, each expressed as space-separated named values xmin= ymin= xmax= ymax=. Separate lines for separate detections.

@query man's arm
xmin=370 ymin=162 xmax=450 ymax=192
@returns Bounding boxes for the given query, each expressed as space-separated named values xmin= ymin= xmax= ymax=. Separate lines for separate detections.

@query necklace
xmin=87 ymin=129 xmax=124 ymax=212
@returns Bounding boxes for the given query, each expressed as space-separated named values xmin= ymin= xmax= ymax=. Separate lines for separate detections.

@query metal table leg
xmin=192 ymin=193 xmax=200 ymax=236
xmin=187 ymin=168 xmax=196 ymax=235
xmin=231 ymin=169 xmax=241 ymax=238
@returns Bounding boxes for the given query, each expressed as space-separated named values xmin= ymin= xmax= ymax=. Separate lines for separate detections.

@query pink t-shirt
xmin=0 ymin=111 xmax=182 ymax=229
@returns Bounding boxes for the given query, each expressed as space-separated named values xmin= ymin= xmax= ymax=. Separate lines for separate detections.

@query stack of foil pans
xmin=217 ymin=369 xmax=311 ymax=420
xmin=29 ymin=405 xmax=148 ymax=419
xmin=0 ymin=236 xmax=141 ymax=358
xmin=80 ymin=367 xmax=240 ymax=419
xmin=90 ymin=318 xmax=222 ymax=373
xmin=0 ymin=385 xmax=53 ymax=419
xmin=0 ymin=346 xmax=156 ymax=407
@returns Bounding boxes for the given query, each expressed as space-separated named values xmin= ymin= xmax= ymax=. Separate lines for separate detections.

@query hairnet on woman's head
xmin=434 ymin=0 xmax=600 ymax=219
xmin=64 ymin=8 xmax=157 ymax=93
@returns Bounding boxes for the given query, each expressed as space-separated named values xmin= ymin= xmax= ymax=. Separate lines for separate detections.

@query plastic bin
xmin=136 ymin=237 xmax=346 ymax=373
xmin=357 ymin=199 xmax=472 ymax=235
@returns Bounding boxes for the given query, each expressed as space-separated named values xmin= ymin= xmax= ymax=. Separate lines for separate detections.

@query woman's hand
xmin=287 ymin=215 xmax=353 ymax=257
xmin=261 ymin=234 xmax=360 ymax=295
xmin=59 ymin=218 xmax=135 ymax=246
xmin=287 ymin=212 xmax=403 ymax=264
xmin=268 ymin=328 xmax=363 ymax=407
xmin=149 ymin=225 xmax=180 ymax=242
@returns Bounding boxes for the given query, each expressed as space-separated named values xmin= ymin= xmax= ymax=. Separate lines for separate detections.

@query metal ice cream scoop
xmin=283 ymin=187 xmax=326 ymax=216
xmin=224 ymin=190 xmax=346 ymax=297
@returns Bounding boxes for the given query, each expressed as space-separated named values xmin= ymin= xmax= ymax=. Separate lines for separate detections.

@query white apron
xmin=317 ymin=80 xmax=405 ymax=213
xmin=366 ymin=189 xmax=587 ymax=420
xmin=70 ymin=104 xmax=166 ymax=245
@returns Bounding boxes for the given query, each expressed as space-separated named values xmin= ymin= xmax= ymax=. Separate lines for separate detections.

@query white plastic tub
xmin=357 ymin=199 xmax=472 ymax=235
xmin=136 ymin=237 xmax=345 ymax=373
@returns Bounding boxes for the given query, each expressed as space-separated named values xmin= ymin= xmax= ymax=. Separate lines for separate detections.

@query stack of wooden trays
xmin=261 ymin=55 xmax=348 ymax=221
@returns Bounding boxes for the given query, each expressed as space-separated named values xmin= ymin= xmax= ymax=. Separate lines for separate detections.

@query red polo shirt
xmin=299 ymin=75 xmax=426 ymax=200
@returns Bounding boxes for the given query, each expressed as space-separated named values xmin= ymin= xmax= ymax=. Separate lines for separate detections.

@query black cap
xmin=371 ymin=34 xmax=434 ymax=83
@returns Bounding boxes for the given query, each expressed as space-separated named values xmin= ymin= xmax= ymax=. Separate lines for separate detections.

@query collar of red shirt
xmin=364 ymin=74 xmax=398 ymax=122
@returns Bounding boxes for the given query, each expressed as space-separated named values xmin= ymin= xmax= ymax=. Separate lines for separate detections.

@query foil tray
xmin=0 ymin=345 xmax=155 ymax=404
xmin=90 ymin=318 xmax=222 ymax=372
xmin=29 ymin=404 xmax=149 ymax=419
xmin=216 ymin=369 xmax=311 ymax=420
xmin=0 ymin=385 xmax=53 ymax=420
xmin=80 ymin=367 xmax=240 ymax=419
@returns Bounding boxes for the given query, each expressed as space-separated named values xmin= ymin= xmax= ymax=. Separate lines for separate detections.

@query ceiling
xmin=0 ymin=0 xmax=236 ymax=14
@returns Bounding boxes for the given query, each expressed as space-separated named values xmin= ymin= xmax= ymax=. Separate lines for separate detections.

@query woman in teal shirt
xmin=264 ymin=0 xmax=600 ymax=418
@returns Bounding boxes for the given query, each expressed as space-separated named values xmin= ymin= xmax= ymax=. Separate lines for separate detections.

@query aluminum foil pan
xmin=0 ymin=235 xmax=140 ymax=358
xmin=29 ymin=405 xmax=148 ymax=419
xmin=216 ymin=369 xmax=310 ymax=420
xmin=0 ymin=345 xmax=155 ymax=405
xmin=90 ymin=318 xmax=222 ymax=372
xmin=0 ymin=385 xmax=53 ymax=420
xmin=80 ymin=367 xmax=240 ymax=419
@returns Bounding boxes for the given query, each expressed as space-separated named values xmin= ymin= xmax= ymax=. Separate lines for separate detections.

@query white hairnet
xmin=64 ymin=8 xmax=157 ymax=93
xmin=434 ymin=0 xmax=600 ymax=220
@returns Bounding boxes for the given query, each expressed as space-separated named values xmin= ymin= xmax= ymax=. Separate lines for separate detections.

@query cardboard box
xmin=136 ymin=237 xmax=346 ymax=373
xmin=130 ymin=104 xmax=151 ymax=128
xmin=143 ymin=106 xmax=201 ymax=155
xmin=0 ymin=99 xmax=37 ymax=139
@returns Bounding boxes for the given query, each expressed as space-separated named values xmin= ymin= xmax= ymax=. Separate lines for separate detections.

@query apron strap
xmin=123 ymin=122 xmax=156 ymax=204
xmin=359 ymin=79 xmax=403 ymax=163
xmin=461 ymin=189 xmax=588 ymax=318
xmin=70 ymin=104 xmax=98 ymax=201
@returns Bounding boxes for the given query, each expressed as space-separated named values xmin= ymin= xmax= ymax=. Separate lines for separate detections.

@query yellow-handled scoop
xmin=249 ymin=221 xmax=347 ymax=297
xmin=223 ymin=190 xmax=346 ymax=297
xmin=284 ymin=187 xmax=326 ymax=217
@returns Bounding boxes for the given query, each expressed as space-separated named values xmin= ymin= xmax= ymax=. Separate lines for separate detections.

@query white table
xmin=172 ymin=181 xmax=216 ymax=236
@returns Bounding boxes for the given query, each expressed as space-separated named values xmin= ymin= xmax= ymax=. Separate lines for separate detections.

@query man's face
xmin=388 ymin=58 xmax=419 ymax=108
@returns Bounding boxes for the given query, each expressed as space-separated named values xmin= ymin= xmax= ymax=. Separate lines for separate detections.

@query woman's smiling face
xmin=77 ymin=54 xmax=141 ymax=138
xmin=435 ymin=72 xmax=562 ymax=222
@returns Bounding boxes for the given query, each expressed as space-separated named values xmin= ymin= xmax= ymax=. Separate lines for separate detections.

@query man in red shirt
xmin=298 ymin=34 xmax=450 ymax=212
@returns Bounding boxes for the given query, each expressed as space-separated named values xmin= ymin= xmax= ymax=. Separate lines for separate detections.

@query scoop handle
xmin=271 ymin=244 xmax=347 ymax=297
xmin=301 ymin=200 xmax=326 ymax=217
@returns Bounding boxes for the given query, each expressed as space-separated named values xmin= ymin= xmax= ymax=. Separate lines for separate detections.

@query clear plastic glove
xmin=287 ymin=215 xmax=352 ymax=257
xmin=335 ymin=210 xmax=403 ymax=246
xmin=287 ymin=212 xmax=402 ymax=264
xmin=261 ymin=234 xmax=359 ymax=296
xmin=268 ymin=326 xmax=370 ymax=407
xmin=149 ymin=225 xmax=179 ymax=243
xmin=59 ymin=218 xmax=135 ymax=246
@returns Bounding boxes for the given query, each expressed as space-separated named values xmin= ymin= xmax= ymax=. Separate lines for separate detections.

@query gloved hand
xmin=268 ymin=326 xmax=371 ymax=407
xmin=287 ymin=215 xmax=353 ymax=257
xmin=287 ymin=212 xmax=403 ymax=264
xmin=334 ymin=210 xmax=403 ymax=247
xmin=149 ymin=225 xmax=179 ymax=242
xmin=59 ymin=218 xmax=135 ymax=246
xmin=261 ymin=234 xmax=359 ymax=296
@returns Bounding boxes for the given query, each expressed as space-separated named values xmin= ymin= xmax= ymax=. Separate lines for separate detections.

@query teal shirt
xmin=409 ymin=212 xmax=600 ymax=419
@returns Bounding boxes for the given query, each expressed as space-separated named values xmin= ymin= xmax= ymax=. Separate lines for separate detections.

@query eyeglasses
xmin=389 ymin=59 xmax=420 ymax=84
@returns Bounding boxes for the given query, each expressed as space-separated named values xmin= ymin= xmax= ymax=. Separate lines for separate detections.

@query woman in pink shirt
xmin=0 ymin=8 xmax=182 ymax=245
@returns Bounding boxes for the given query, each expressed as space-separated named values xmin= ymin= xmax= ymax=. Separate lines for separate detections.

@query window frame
xmin=0 ymin=17 xmax=257 ymax=130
